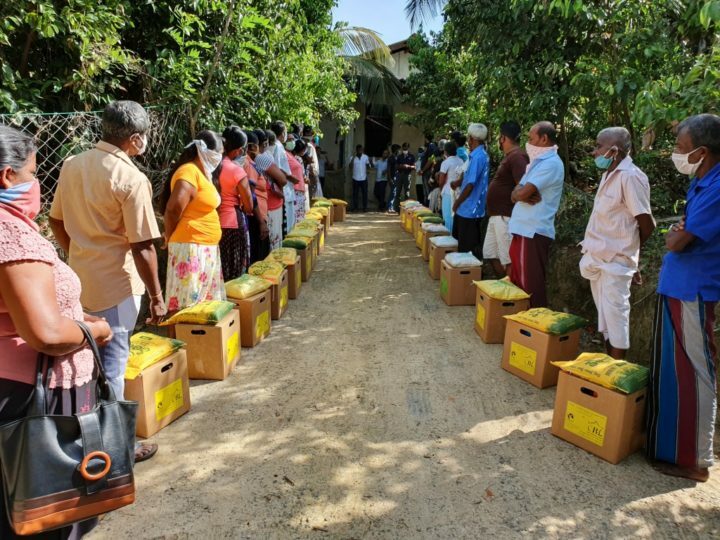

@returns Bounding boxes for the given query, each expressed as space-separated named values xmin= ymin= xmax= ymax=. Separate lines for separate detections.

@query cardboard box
xmin=327 ymin=205 xmax=334 ymax=227
xmin=270 ymin=269 xmax=289 ymax=320
xmin=321 ymin=211 xmax=331 ymax=231
xmin=333 ymin=204 xmax=346 ymax=222
xmin=288 ymin=255 xmax=302 ymax=299
xmin=310 ymin=236 xmax=318 ymax=269
xmin=474 ymin=288 xmax=531 ymax=344
xmin=299 ymin=246 xmax=311 ymax=282
xmin=551 ymin=371 xmax=647 ymax=464
xmin=428 ymin=243 xmax=457 ymax=280
xmin=422 ymin=230 xmax=450 ymax=261
xmin=125 ymin=349 xmax=191 ymax=438
xmin=175 ymin=311 xmax=241 ymax=380
xmin=400 ymin=207 xmax=407 ymax=228
xmin=231 ymin=289 xmax=271 ymax=347
xmin=501 ymin=319 xmax=581 ymax=388
xmin=440 ymin=260 xmax=482 ymax=306
xmin=317 ymin=224 xmax=325 ymax=255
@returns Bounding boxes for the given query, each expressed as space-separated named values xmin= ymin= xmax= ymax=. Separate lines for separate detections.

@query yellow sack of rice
xmin=283 ymin=237 xmax=310 ymax=250
xmin=126 ymin=332 xmax=186 ymax=379
xmin=295 ymin=220 xmax=320 ymax=230
xmin=248 ymin=261 xmax=285 ymax=284
xmin=329 ymin=198 xmax=348 ymax=206
xmin=552 ymin=353 xmax=650 ymax=394
xmin=225 ymin=274 xmax=273 ymax=299
xmin=266 ymin=247 xmax=298 ymax=266
xmin=288 ymin=227 xmax=316 ymax=238
xmin=504 ymin=308 xmax=587 ymax=335
xmin=161 ymin=300 xmax=235 ymax=326
xmin=311 ymin=206 xmax=329 ymax=216
xmin=474 ymin=279 xmax=530 ymax=301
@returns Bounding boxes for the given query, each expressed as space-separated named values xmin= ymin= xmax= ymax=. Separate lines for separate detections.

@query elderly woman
xmin=0 ymin=125 xmax=112 ymax=538
xmin=647 ymin=113 xmax=720 ymax=483
xmin=160 ymin=130 xmax=226 ymax=312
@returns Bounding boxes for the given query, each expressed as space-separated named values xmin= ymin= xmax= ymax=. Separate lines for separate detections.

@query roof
xmin=388 ymin=39 xmax=410 ymax=54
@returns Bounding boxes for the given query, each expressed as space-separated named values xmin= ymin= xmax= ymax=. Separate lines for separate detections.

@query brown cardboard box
xmin=400 ymin=207 xmax=407 ymax=228
xmin=231 ymin=289 xmax=272 ymax=347
xmin=501 ymin=319 xmax=581 ymax=388
xmin=125 ymin=349 xmax=191 ymax=438
xmin=310 ymin=236 xmax=318 ymax=269
xmin=327 ymin=205 xmax=334 ymax=227
xmin=288 ymin=255 xmax=302 ymax=299
xmin=333 ymin=204 xmax=346 ymax=222
xmin=422 ymin=230 xmax=450 ymax=261
xmin=317 ymin=224 xmax=325 ymax=255
xmin=474 ymin=288 xmax=531 ymax=344
xmin=299 ymin=246 xmax=311 ymax=282
xmin=270 ymin=269 xmax=289 ymax=320
xmin=551 ymin=371 xmax=647 ymax=464
xmin=440 ymin=260 xmax=482 ymax=306
xmin=428 ymin=243 xmax=457 ymax=280
xmin=321 ymin=211 xmax=331 ymax=231
xmin=175 ymin=311 xmax=240 ymax=380
xmin=415 ymin=225 xmax=424 ymax=249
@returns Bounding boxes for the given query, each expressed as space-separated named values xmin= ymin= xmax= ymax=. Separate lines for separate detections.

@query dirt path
xmin=91 ymin=214 xmax=719 ymax=539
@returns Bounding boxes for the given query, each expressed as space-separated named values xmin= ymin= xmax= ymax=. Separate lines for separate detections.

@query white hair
xmin=467 ymin=123 xmax=488 ymax=142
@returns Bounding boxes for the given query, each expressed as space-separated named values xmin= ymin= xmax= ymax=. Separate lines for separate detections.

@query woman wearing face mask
xmin=647 ymin=113 xmax=720 ymax=483
xmin=160 ymin=130 xmax=226 ymax=312
xmin=218 ymin=126 xmax=254 ymax=281
xmin=0 ymin=125 xmax=113 ymax=538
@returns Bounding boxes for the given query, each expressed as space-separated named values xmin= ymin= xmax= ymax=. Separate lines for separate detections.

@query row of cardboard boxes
xmin=400 ymin=200 xmax=648 ymax=465
xmin=125 ymin=198 xmax=349 ymax=439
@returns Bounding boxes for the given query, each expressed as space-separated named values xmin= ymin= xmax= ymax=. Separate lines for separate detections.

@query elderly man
xmin=451 ymin=123 xmax=490 ymax=260
xmin=49 ymin=100 xmax=164 ymax=462
xmin=647 ymin=113 xmax=720 ymax=483
xmin=508 ymin=121 xmax=564 ymax=307
xmin=580 ymin=127 xmax=655 ymax=359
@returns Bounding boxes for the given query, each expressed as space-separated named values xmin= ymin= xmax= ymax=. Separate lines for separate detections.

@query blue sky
xmin=332 ymin=0 xmax=443 ymax=46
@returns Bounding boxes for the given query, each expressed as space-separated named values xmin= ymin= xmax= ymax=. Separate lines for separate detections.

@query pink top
xmin=0 ymin=209 xmax=94 ymax=389
xmin=218 ymin=157 xmax=250 ymax=229
xmin=287 ymin=150 xmax=306 ymax=192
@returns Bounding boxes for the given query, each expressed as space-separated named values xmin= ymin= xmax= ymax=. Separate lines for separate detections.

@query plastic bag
xmin=415 ymin=210 xmax=436 ymax=218
xmin=287 ymin=227 xmax=316 ymax=238
xmin=420 ymin=215 xmax=443 ymax=224
xmin=126 ymin=333 xmax=185 ymax=379
xmin=225 ymin=274 xmax=273 ymax=299
xmin=330 ymin=198 xmax=348 ymax=206
xmin=161 ymin=300 xmax=235 ymax=326
xmin=474 ymin=279 xmax=530 ymax=301
xmin=295 ymin=220 xmax=320 ymax=230
xmin=248 ymin=261 xmax=285 ymax=284
xmin=400 ymin=199 xmax=419 ymax=208
xmin=505 ymin=308 xmax=587 ymax=335
xmin=266 ymin=247 xmax=298 ymax=266
xmin=313 ymin=200 xmax=333 ymax=208
xmin=421 ymin=223 xmax=449 ymax=233
xmin=552 ymin=353 xmax=649 ymax=394
xmin=445 ymin=252 xmax=482 ymax=268
xmin=283 ymin=238 xmax=310 ymax=250
xmin=430 ymin=236 xmax=458 ymax=248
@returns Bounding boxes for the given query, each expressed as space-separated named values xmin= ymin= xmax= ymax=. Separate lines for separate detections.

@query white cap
xmin=467 ymin=123 xmax=488 ymax=141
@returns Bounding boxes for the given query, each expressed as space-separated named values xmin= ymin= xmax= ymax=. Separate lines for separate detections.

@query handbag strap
xmin=75 ymin=321 xmax=116 ymax=402
xmin=76 ymin=411 xmax=109 ymax=494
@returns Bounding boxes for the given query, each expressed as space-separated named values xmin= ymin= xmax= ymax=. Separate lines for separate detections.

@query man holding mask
xmin=580 ymin=127 xmax=654 ymax=359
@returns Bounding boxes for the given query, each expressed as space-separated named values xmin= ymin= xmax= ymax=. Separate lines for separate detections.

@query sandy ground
xmin=90 ymin=213 xmax=720 ymax=539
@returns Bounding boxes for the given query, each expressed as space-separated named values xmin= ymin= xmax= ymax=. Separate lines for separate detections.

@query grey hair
xmin=677 ymin=114 xmax=720 ymax=155
xmin=468 ymin=123 xmax=488 ymax=141
xmin=598 ymin=127 xmax=632 ymax=154
xmin=0 ymin=125 xmax=36 ymax=170
xmin=101 ymin=100 xmax=150 ymax=141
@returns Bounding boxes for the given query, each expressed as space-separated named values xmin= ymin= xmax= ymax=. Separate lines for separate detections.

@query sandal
xmin=134 ymin=442 xmax=158 ymax=463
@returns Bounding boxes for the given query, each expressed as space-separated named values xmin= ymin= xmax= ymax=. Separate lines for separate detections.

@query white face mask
xmin=188 ymin=140 xmax=222 ymax=179
xmin=133 ymin=133 xmax=148 ymax=156
xmin=525 ymin=142 xmax=556 ymax=162
xmin=234 ymin=154 xmax=247 ymax=167
xmin=671 ymin=147 xmax=704 ymax=176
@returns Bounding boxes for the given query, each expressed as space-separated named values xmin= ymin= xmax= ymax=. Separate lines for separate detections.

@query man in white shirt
xmin=349 ymin=144 xmax=371 ymax=212
xmin=580 ymin=127 xmax=655 ymax=359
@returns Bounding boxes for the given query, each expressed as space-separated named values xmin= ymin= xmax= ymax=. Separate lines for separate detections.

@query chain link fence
xmin=0 ymin=108 xmax=190 ymax=215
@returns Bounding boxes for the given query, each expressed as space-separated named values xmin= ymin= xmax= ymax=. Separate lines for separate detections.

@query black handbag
xmin=0 ymin=322 xmax=137 ymax=536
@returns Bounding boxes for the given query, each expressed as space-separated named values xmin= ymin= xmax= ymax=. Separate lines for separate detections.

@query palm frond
xmin=344 ymin=55 xmax=403 ymax=105
xmin=405 ymin=0 xmax=446 ymax=29
xmin=337 ymin=26 xmax=393 ymax=66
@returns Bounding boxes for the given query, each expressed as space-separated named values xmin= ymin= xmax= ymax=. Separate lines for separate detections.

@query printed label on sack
xmin=280 ymin=286 xmax=288 ymax=310
xmin=509 ymin=341 xmax=537 ymax=375
xmin=256 ymin=310 xmax=270 ymax=339
xmin=155 ymin=378 xmax=184 ymax=421
xmin=476 ymin=303 xmax=486 ymax=330
xmin=226 ymin=331 xmax=239 ymax=365
xmin=440 ymin=276 xmax=448 ymax=297
xmin=564 ymin=401 xmax=607 ymax=447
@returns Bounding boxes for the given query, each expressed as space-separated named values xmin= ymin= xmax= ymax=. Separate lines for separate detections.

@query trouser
xmin=508 ymin=233 xmax=552 ymax=308
xmin=388 ymin=173 xmax=410 ymax=211
xmin=352 ymin=180 xmax=368 ymax=211
xmin=422 ymin=171 xmax=432 ymax=205
xmin=88 ymin=295 xmax=141 ymax=400
xmin=453 ymin=214 xmax=485 ymax=261
xmin=374 ymin=180 xmax=387 ymax=210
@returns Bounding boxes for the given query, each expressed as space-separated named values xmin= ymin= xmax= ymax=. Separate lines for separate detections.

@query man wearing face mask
xmin=647 ymin=113 xmax=720 ymax=483
xmin=508 ymin=121 xmax=565 ymax=308
xmin=579 ymin=127 xmax=654 ymax=360
xmin=49 ymin=100 xmax=164 ymax=462
xmin=388 ymin=143 xmax=415 ymax=213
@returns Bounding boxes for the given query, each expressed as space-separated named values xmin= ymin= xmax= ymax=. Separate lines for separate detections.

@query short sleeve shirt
xmin=375 ymin=159 xmax=388 ymax=182
xmin=257 ymin=151 xmax=284 ymax=211
xmin=49 ymin=141 xmax=160 ymax=311
xmin=287 ymin=150 xmax=306 ymax=192
xmin=486 ymin=149 xmax=529 ymax=217
xmin=658 ymin=162 xmax=720 ymax=301
xmin=169 ymin=161 xmax=222 ymax=245
xmin=352 ymin=154 xmax=370 ymax=181
xmin=457 ymin=146 xmax=490 ymax=219
xmin=218 ymin=157 xmax=250 ymax=229
xmin=508 ymin=150 xmax=565 ymax=240
xmin=440 ymin=155 xmax=464 ymax=196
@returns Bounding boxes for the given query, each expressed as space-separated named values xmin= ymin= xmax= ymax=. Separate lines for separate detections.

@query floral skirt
xmin=294 ymin=191 xmax=306 ymax=223
xmin=166 ymin=242 xmax=226 ymax=312
xmin=219 ymin=209 xmax=250 ymax=281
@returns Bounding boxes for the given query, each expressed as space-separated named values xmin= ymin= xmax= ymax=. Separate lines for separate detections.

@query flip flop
xmin=134 ymin=442 xmax=158 ymax=463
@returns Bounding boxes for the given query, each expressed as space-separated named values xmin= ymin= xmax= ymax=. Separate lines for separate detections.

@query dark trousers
xmin=374 ymin=181 xmax=387 ymax=210
xmin=389 ymin=173 xmax=410 ymax=211
xmin=453 ymin=214 xmax=486 ymax=261
xmin=508 ymin=233 xmax=552 ymax=307
xmin=415 ymin=183 xmax=425 ymax=205
xmin=352 ymin=180 xmax=368 ymax=211
xmin=248 ymin=213 xmax=270 ymax=263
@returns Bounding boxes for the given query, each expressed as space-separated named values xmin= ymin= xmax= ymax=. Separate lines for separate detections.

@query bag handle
xmin=75 ymin=321 xmax=116 ymax=403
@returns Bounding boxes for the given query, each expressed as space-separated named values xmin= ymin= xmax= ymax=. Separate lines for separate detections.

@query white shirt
xmin=270 ymin=142 xmax=291 ymax=175
xmin=351 ymin=154 xmax=370 ymax=181
xmin=440 ymin=156 xmax=463 ymax=196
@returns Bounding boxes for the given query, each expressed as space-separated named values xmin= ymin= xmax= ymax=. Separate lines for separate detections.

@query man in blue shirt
xmin=647 ymin=113 xmax=720 ymax=484
xmin=451 ymin=123 xmax=490 ymax=260
xmin=508 ymin=121 xmax=565 ymax=307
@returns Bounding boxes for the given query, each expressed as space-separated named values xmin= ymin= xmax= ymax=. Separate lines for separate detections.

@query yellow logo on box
xmin=280 ymin=286 xmax=288 ymax=310
xmin=155 ymin=378 xmax=184 ymax=421
xmin=429 ymin=256 xmax=435 ymax=274
xmin=256 ymin=311 xmax=270 ymax=338
xmin=476 ymin=303 xmax=486 ymax=330
xmin=226 ymin=332 xmax=239 ymax=365
xmin=509 ymin=341 xmax=537 ymax=375
xmin=564 ymin=400 xmax=607 ymax=447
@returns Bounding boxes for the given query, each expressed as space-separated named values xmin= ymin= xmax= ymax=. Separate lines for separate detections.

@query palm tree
xmin=405 ymin=0 xmax=447 ymax=29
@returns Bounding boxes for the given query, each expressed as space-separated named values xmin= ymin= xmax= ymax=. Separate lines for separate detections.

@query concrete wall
xmin=389 ymin=50 xmax=412 ymax=80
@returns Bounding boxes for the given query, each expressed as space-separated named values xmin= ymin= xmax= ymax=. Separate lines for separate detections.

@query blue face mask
xmin=594 ymin=147 xmax=617 ymax=170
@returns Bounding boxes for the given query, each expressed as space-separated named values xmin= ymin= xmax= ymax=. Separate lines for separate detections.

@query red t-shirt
xmin=286 ymin=150 xmax=306 ymax=192
xmin=218 ymin=157 xmax=249 ymax=229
